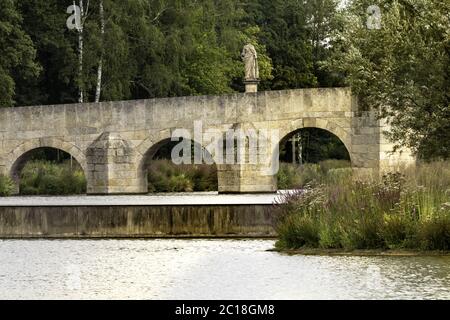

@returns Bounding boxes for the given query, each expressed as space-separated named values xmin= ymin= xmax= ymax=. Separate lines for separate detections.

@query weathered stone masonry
xmin=0 ymin=88 xmax=415 ymax=194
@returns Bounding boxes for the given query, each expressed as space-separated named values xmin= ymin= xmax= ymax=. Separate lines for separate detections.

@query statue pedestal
xmin=244 ymin=79 xmax=260 ymax=93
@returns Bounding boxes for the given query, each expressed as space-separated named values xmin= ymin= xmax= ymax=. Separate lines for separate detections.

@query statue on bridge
xmin=241 ymin=44 xmax=259 ymax=81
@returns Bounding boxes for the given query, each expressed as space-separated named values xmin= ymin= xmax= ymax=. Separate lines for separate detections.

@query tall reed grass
xmin=273 ymin=161 xmax=450 ymax=251
xmin=277 ymin=160 xmax=351 ymax=189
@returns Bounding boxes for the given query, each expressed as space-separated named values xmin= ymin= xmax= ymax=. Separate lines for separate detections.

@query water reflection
xmin=0 ymin=239 xmax=448 ymax=300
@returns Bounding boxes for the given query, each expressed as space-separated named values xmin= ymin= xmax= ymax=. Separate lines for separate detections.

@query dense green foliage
xmin=19 ymin=160 xmax=86 ymax=195
xmin=0 ymin=0 xmax=41 ymax=106
xmin=2 ymin=0 xmax=272 ymax=105
xmin=245 ymin=0 xmax=343 ymax=89
xmin=274 ymin=162 xmax=450 ymax=251
xmin=1 ymin=0 xmax=345 ymax=107
xmin=326 ymin=0 xmax=450 ymax=159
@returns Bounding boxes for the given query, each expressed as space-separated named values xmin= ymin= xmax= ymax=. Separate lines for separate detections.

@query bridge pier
xmin=86 ymin=132 xmax=146 ymax=194
xmin=217 ymin=164 xmax=277 ymax=193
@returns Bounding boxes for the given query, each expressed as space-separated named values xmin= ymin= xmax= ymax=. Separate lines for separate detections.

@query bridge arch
xmin=137 ymin=132 xmax=218 ymax=193
xmin=5 ymin=138 xmax=87 ymax=187
xmin=277 ymin=118 xmax=353 ymax=163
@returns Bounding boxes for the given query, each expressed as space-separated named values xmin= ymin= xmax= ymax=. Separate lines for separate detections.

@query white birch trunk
xmin=95 ymin=0 xmax=105 ymax=103
xmin=77 ymin=0 xmax=84 ymax=103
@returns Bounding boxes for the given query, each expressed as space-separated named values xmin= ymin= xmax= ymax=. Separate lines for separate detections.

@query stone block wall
xmin=0 ymin=88 xmax=415 ymax=194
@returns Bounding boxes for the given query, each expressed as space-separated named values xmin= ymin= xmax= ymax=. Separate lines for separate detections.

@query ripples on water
xmin=0 ymin=239 xmax=449 ymax=300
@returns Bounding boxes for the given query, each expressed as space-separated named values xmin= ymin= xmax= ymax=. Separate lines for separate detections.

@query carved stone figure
xmin=241 ymin=44 xmax=259 ymax=80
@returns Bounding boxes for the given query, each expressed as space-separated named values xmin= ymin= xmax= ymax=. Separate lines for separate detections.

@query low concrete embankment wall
xmin=0 ymin=205 xmax=276 ymax=238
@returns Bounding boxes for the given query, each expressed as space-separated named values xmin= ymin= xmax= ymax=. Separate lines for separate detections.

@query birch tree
xmin=75 ymin=0 xmax=89 ymax=103
xmin=95 ymin=0 xmax=104 ymax=103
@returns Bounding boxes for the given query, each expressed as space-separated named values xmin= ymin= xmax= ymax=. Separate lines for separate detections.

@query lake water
xmin=0 ymin=239 xmax=448 ymax=300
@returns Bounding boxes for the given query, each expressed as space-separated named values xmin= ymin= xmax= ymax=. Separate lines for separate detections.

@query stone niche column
xmin=217 ymin=164 xmax=277 ymax=193
xmin=86 ymin=132 xmax=146 ymax=194
xmin=216 ymin=124 xmax=277 ymax=193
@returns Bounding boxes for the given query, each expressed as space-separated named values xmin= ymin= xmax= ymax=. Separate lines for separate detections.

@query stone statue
xmin=241 ymin=44 xmax=259 ymax=81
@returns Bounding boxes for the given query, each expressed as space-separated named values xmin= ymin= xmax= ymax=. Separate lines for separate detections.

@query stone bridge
xmin=0 ymin=88 xmax=414 ymax=194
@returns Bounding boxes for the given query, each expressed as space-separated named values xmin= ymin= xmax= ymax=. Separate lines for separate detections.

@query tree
xmin=243 ymin=0 xmax=342 ymax=90
xmin=7 ymin=0 xmax=345 ymax=106
xmin=325 ymin=0 xmax=449 ymax=159
xmin=122 ymin=0 xmax=272 ymax=98
xmin=95 ymin=0 xmax=104 ymax=103
xmin=305 ymin=0 xmax=344 ymax=86
xmin=18 ymin=0 xmax=78 ymax=105
xmin=75 ymin=0 xmax=86 ymax=103
xmin=0 ymin=0 xmax=40 ymax=107
xmin=7 ymin=0 xmax=274 ymax=105
xmin=245 ymin=0 xmax=316 ymax=89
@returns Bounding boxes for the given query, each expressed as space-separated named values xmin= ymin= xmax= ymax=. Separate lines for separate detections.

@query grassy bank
xmin=269 ymin=248 xmax=450 ymax=257
xmin=273 ymin=161 xmax=450 ymax=252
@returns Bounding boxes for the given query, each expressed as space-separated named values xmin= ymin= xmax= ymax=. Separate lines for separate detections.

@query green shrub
xmin=0 ymin=175 xmax=15 ymax=196
xmin=19 ymin=160 xmax=86 ymax=195
xmin=147 ymin=160 xmax=217 ymax=193
xmin=168 ymin=174 xmax=194 ymax=192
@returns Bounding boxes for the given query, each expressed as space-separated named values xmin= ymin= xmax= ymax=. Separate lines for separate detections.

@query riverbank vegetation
xmin=274 ymin=162 xmax=450 ymax=251
xmin=277 ymin=160 xmax=351 ymax=190
xmin=147 ymin=159 xmax=351 ymax=192
xmin=0 ymin=175 xmax=15 ymax=196
xmin=18 ymin=160 xmax=86 ymax=195
xmin=0 ymin=159 xmax=350 ymax=195
xmin=0 ymin=158 xmax=218 ymax=195
xmin=0 ymin=159 xmax=346 ymax=195
xmin=147 ymin=160 xmax=218 ymax=193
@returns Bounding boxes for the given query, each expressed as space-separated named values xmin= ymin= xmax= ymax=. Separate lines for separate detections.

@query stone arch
xmin=5 ymin=138 xmax=87 ymax=193
xmin=277 ymin=118 xmax=353 ymax=163
xmin=136 ymin=130 xmax=218 ymax=193
xmin=136 ymin=129 xmax=175 ymax=176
